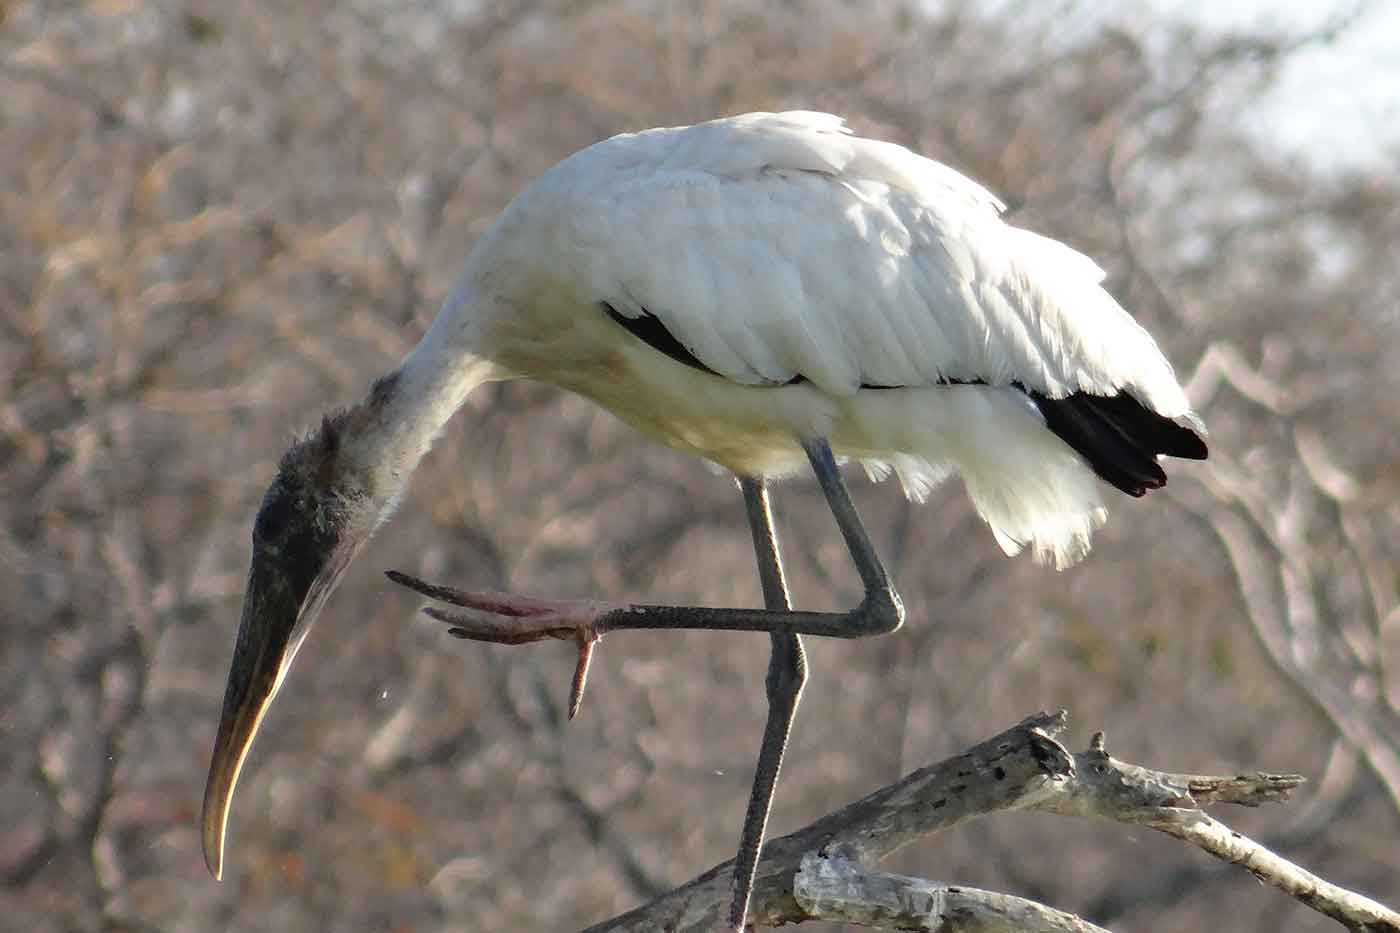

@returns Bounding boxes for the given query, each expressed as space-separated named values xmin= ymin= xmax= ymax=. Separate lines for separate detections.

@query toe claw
xmin=385 ymin=569 xmax=436 ymax=598
xmin=568 ymin=631 xmax=598 ymax=720
xmin=423 ymin=607 xmax=460 ymax=627
xmin=396 ymin=574 xmax=612 ymax=712
xmin=391 ymin=570 xmax=472 ymax=605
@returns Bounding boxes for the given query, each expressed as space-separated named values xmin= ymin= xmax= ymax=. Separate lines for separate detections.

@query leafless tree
xmin=2 ymin=1 xmax=1396 ymax=930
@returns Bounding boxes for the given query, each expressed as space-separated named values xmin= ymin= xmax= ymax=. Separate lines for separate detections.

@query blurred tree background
xmin=2 ymin=1 xmax=1397 ymax=930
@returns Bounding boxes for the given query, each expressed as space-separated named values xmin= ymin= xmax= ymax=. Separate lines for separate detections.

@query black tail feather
xmin=1027 ymin=389 xmax=1207 ymax=498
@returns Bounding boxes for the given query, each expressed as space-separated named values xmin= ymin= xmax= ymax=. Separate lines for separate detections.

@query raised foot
xmin=385 ymin=570 xmax=624 ymax=719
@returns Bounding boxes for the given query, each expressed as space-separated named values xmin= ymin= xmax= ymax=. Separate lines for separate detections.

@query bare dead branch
xmin=584 ymin=711 xmax=1075 ymax=932
xmin=1034 ymin=734 xmax=1399 ymax=931
xmin=586 ymin=712 xmax=1399 ymax=932
xmin=794 ymin=853 xmax=1111 ymax=932
xmin=1139 ymin=810 xmax=1399 ymax=932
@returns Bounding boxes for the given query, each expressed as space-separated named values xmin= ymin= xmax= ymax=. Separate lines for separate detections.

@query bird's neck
xmin=338 ymin=315 xmax=496 ymax=515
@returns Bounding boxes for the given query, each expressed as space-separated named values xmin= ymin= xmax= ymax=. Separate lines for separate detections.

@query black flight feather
xmin=600 ymin=301 xmax=1207 ymax=498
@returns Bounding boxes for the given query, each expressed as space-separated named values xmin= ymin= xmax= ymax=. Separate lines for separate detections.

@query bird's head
xmin=201 ymin=411 xmax=391 ymax=880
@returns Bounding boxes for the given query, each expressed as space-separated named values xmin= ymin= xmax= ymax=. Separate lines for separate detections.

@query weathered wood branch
xmin=1035 ymin=732 xmax=1398 ymax=932
xmin=793 ymin=853 xmax=1112 ymax=932
xmin=584 ymin=712 xmax=1400 ymax=932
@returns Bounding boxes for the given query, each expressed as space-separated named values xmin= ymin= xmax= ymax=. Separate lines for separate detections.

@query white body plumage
xmin=375 ymin=111 xmax=1203 ymax=568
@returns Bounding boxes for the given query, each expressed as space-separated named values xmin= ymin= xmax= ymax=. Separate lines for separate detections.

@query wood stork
xmin=202 ymin=111 xmax=1206 ymax=929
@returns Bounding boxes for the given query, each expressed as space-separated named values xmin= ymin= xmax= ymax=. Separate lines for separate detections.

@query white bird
xmin=202 ymin=111 xmax=1206 ymax=930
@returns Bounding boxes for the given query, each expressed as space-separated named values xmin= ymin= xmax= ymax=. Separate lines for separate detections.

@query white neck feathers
xmin=338 ymin=308 xmax=496 ymax=509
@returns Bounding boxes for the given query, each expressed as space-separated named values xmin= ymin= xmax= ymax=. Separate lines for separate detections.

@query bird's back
xmin=454 ymin=113 xmax=1205 ymax=567
xmin=482 ymin=113 xmax=1192 ymax=413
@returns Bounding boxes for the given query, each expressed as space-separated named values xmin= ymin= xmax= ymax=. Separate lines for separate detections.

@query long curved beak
xmin=201 ymin=553 xmax=311 ymax=880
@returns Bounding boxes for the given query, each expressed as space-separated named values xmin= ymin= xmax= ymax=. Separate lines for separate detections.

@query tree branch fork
xmin=586 ymin=711 xmax=1400 ymax=932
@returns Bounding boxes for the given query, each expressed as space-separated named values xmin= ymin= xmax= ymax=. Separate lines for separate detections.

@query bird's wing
xmin=556 ymin=112 xmax=1191 ymax=417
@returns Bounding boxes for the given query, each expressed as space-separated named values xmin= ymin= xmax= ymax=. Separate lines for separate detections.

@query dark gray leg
xmin=390 ymin=437 xmax=904 ymax=642
xmin=598 ymin=438 xmax=903 ymax=638
xmin=728 ymin=478 xmax=807 ymax=932
xmin=388 ymin=438 xmax=902 ymax=931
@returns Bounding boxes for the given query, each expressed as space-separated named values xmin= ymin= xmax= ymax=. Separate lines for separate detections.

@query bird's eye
xmin=254 ymin=497 xmax=292 ymax=542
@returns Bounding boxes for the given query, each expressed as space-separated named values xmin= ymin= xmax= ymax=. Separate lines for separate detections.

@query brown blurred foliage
xmin=2 ymin=1 xmax=1398 ymax=930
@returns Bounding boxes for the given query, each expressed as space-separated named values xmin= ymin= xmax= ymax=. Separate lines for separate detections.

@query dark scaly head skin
xmin=201 ymin=415 xmax=376 ymax=880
